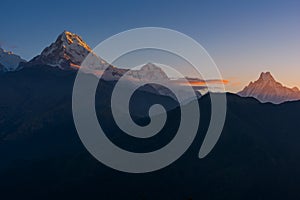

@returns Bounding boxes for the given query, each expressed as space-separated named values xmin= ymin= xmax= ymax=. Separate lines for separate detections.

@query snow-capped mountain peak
xmin=124 ymin=63 xmax=169 ymax=82
xmin=29 ymin=31 xmax=102 ymax=69
xmin=140 ymin=63 xmax=169 ymax=80
xmin=59 ymin=31 xmax=92 ymax=52
xmin=0 ymin=47 xmax=26 ymax=72
xmin=238 ymin=72 xmax=300 ymax=104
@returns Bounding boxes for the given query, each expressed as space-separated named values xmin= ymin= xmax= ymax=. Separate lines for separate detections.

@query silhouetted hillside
xmin=1 ymin=66 xmax=300 ymax=199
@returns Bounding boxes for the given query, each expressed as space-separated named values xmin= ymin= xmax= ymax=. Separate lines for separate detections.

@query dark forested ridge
xmin=1 ymin=66 xmax=300 ymax=199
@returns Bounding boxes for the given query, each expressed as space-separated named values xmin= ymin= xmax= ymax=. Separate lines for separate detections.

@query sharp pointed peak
xmin=238 ymin=71 xmax=300 ymax=104
xmin=59 ymin=30 xmax=74 ymax=35
xmin=258 ymin=71 xmax=275 ymax=81
xmin=29 ymin=30 xmax=94 ymax=69
xmin=59 ymin=30 xmax=78 ymax=38
xmin=54 ymin=30 xmax=91 ymax=51
xmin=260 ymin=71 xmax=272 ymax=76
xmin=62 ymin=30 xmax=72 ymax=34
xmin=56 ymin=30 xmax=83 ymax=41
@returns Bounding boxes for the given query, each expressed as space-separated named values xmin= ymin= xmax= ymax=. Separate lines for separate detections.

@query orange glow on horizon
xmin=177 ymin=79 xmax=229 ymax=86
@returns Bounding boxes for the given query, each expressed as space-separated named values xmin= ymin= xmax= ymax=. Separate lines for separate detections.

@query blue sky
xmin=1 ymin=0 xmax=299 ymax=91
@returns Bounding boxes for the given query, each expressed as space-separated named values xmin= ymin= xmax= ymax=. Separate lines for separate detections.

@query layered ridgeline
xmin=1 ymin=32 xmax=300 ymax=199
xmin=1 ymin=71 xmax=300 ymax=199
xmin=1 ymin=31 xmax=198 ymax=100
xmin=2 ymin=31 xmax=300 ymax=104
xmin=0 ymin=48 xmax=26 ymax=72
xmin=238 ymin=72 xmax=300 ymax=104
xmin=0 ymin=31 xmax=195 ymax=92
xmin=27 ymin=31 xmax=171 ymax=81
xmin=26 ymin=31 xmax=174 ymax=83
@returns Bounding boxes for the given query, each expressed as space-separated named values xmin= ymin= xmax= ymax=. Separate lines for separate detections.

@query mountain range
xmin=1 ymin=31 xmax=300 ymax=199
xmin=1 ymin=31 xmax=299 ymax=104
xmin=1 ymin=31 xmax=300 ymax=104
xmin=1 ymin=31 xmax=172 ymax=83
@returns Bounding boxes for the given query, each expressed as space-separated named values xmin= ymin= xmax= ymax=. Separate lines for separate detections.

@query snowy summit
xmin=29 ymin=31 xmax=104 ymax=70
xmin=238 ymin=72 xmax=300 ymax=104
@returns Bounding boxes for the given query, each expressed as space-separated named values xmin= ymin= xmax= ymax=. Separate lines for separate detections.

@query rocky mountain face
xmin=238 ymin=72 xmax=300 ymax=104
xmin=29 ymin=31 xmax=105 ymax=70
xmin=0 ymin=48 xmax=26 ymax=71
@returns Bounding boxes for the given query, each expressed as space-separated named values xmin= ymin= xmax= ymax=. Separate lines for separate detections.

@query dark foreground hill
xmin=1 ymin=66 xmax=300 ymax=200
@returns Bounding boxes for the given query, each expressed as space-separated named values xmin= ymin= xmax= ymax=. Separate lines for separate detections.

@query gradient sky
xmin=1 ymin=0 xmax=299 ymax=92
